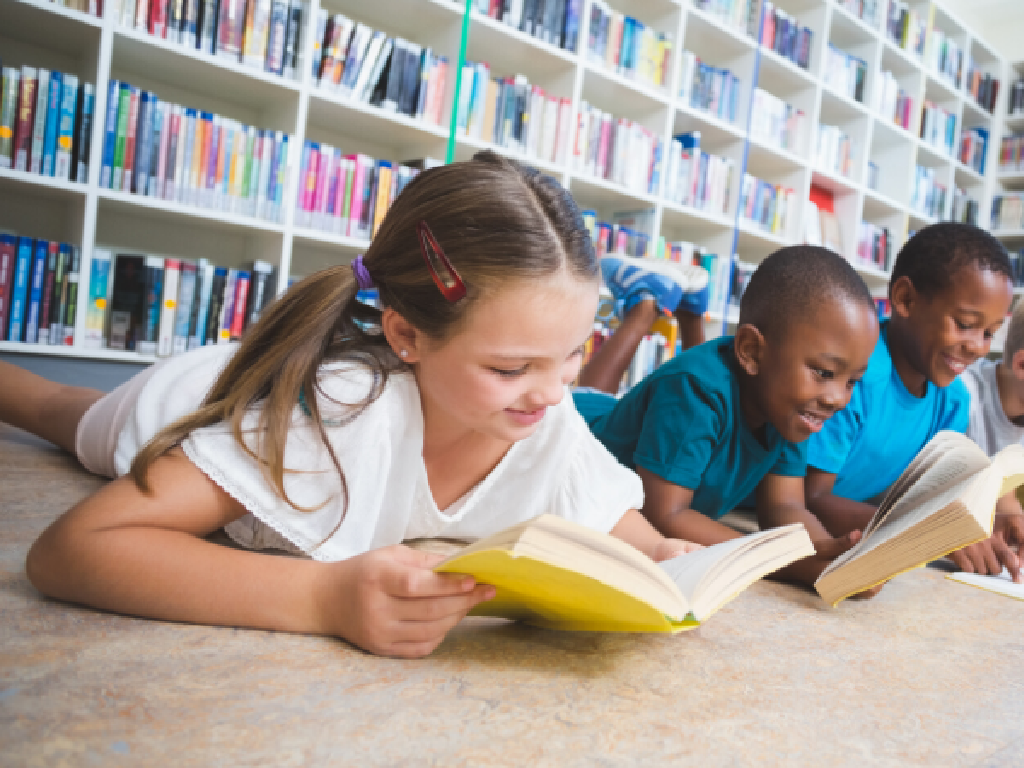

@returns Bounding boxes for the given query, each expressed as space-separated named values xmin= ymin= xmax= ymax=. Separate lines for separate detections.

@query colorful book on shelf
xmin=37 ymin=241 xmax=57 ymax=344
xmin=0 ymin=67 xmax=20 ymax=170
xmin=29 ymin=69 xmax=50 ymax=175
xmin=7 ymin=237 xmax=34 ymax=343
xmin=23 ymin=240 xmax=47 ymax=344
xmin=0 ymin=235 xmax=15 ymax=340
xmin=108 ymin=254 xmax=147 ymax=351
xmin=54 ymin=73 xmax=79 ymax=181
xmin=84 ymin=249 xmax=111 ymax=349
xmin=12 ymin=66 xmax=37 ymax=173
xmin=41 ymin=72 xmax=62 ymax=178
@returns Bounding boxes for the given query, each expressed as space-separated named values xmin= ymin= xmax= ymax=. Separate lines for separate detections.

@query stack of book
xmin=964 ymin=63 xmax=999 ymax=114
xmin=920 ymin=101 xmax=956 ymax=157
xmin=750 ymin=1 xmax=812 ymax=70
xmin=739 ymin=174 xmax=793 ymax=237
xmin=999 ymin=133 xmax=1024 ymax=173
xmin=692 ymin=0 xmax=752 ymax=35
xmin=837 ymin=0 xmax=881 ymax=27
xmin=873 ymin=71 xmax=913 ymax=131
xmin=456 ymin=64 xmax=572 ymax=166
xmin=97 ymin=80 xmax=290 ymax=223
xmin=294 ymin=147 xmax=424 ymax=239
xmin=572 ymin=104 xmax=662 ymax=196
xmin=86 ymin=251 xmax=277 ymax=355
xmin=313 ymin=15 xmax=449 ymax=127
xmin=925 ymin=28 xmax=963 ymax=89
xmin=118 ymin=0 xmax=304 ymax=79
xmin=1009 ymin=77 xmax=1024 ymax=117
xmin=823 ymin=45 xmax=867 ymax=103
xmin=0 ymin=234 xmax=82 ymax=346
xmin=958 ymin=127 xmax=989 ymax=174
xmin=473 ymin=0 xmax=582 ymax=53
xmin=910 ymin=164 xmax=947 ymax=219
xmin=0 ymin=65 xmax=94 ymax=183
xmin=678 ymin=53 xmax=741 ymax=125
xmin=951 ymin=187 xmax=979 ymax=226
xmin=664 ymin=132 xmax=733 ymax=217
xmin=815 ymin=124 xmax=853 ymax=178
xmin=855 ymin=222 xmax=893 ymax=272
xmin=586 ymin=3 xmax=673 ymax=90
xmin=992 ymin=194 xmax=1024 ymax=231
xmin=885 ymin=1 xmax=927 ymax=58
xmin=749 ymin=89 xmax=806 ymax=153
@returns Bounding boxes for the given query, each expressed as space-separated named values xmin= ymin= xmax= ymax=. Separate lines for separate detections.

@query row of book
xmin=572 ymin=105 xmax=662 ymax=196
xmin=456 ymin=65 xmax=573 ymax=167
xmin=920 ymin=101 xmax=956 ymax=157
xmin=313 ymin=15 xmax=448 ymax=127
xmin=664 ymin=133 xmax=732 ymax=216
xmin=991 ymin=194 xmax=1024 ymax=232
xmin=837 ymin=0 xmax=881 ymax=28
xmin=97 ymin=252 xmax=275 ymax=354
xmin=0 ymin=65 xmax=94 ymax=183
xmin=118 ymin=0 xmax=303 ymax=80
xmin=749 ymin=89 xmax=805 ymax=154
xmin=910 ymin=164 xmax=947 ymax=220
xmin=951 ymin=186 xmax=979 ymax=227
xmin=295 ymin=147 xmax=426 ymax=239
xmin=98 ymin=80 xmax=289 ymax=222
xmin=750 ymin=1 xmax=812 ymax=71
xmin=586 ymin=3 xmax=673 ymax=90
xmin=924 ymin=28 xmax=963 ymax=90
xmin=583 ymin=209 xmax=657 ymax=261
xmin=1009 ymin=78 xmax=1024 ymax=117
xmin=964 ymin=64 xmax=999 ymax=114
xmin=885 ymin=1 xmax=927 ymax=59
xmin=678 ymin=53 xmax=741 ymax=126
xmin=472 ymin=0 xmax=582 ymax=53
xmin=957 ymin=127 xmax=989 ymax=175
xmin=815 ymin=124 xmax=853 ymax=178
xmin=823 ymin=45 xmax=867 ymax=104
xmin=855 ymin=221 xmax=894 ymax=273
xmin=693 ymin=0 xmax=752 ymax=36
xmin=999 ymin=133 xmax=1024 ymax=173
xmin=0 ymin=235 xmax=81 ymax=346
xmin=739 ymin=175 xmax=794 ymax=237
xmin=873 ymin=71 xmax=913 ymax=132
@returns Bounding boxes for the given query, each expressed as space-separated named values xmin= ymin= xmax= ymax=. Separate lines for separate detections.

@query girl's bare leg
xmin=576 ymin=298 xmax=659 ymax=394
xmin=0 ymin=362 xmax=104 ymax=454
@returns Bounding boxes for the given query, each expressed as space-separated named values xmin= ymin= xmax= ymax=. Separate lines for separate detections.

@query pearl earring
xmin=400 ymin=349 xmax=408 ymax=358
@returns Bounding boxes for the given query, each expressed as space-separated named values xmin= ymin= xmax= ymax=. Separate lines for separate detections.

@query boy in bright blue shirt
xmin=575 ymin=246 xmax=881 ymax=589
xmin=805 ymin=222 xmax=1024 ymax=577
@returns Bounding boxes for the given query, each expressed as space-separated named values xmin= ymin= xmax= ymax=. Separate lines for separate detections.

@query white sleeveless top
xmin=110 ymin=344 xmax=645 ymax=562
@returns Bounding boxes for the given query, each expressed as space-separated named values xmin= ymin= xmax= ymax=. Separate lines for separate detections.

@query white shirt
xmin=961 ymin=358 xmax=1024 ymax=457
xmin=112 ymin=344 xmax=645 ymax=561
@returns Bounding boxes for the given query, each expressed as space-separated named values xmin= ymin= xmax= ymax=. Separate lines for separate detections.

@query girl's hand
xmin=318 ymin=545 xmax=496 ymax=658
xmin=652 ymin=537 xmax=703 ymax=562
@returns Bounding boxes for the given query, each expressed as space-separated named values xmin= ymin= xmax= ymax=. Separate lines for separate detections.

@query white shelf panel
xmin=1006 ymin=113 xmax=1024 ymax=132
xmin=3 ymin=0 xmax=102 ymax=55
xmin=672 ymin=103 xmax=747 ymax=143
xmin=736 ymin=220 xmax=789 ymax=251
xmin=811 ymin=167 xmax=861 ymax=196
xmin=0 ymin=167 xmax=88 ymax=201
xmin=467 ymin=10 xmax=578 ymax=79
xmin=685 ymin=6 xmax=756 ymax=56
xmin=307 ymin=91 xmax=450 ymax=147
xmin=660 ymin=201 xmax=734 ymax=232
xmin=582 ymin=63 xmax=671 ymax=116
xmin=756 ymin=46 xmax=817 ymax=96
xmin=567 ymin=173 xmax=659 ymax=208
xmin=0 ymin=341 xmax=157 ymax=364
xmin=863 ymin=187 xmax=907 ymax=218
xmin=293 ymin=228 xmax=371 ymax=251
xmin=706 ymin=307 xmax=740 ymax=325
xmin=992 ymin=230 xmax=1024 ymax=240
xmin=96 ymin=189 xmax=285 ymax=235
xmin=851 ymin=262 xmax=891 ymax=281
xmin=961 ymin=98 xmax=994 ymax=127
xmin=456 ymin=135 xmax=565 ymax=177
xmin=953 ymin=160 xmax=984 ymax=186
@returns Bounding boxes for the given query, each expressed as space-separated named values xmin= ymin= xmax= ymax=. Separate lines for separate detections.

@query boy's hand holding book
xmin=950 ymin=512 xmax=1024 ymax=583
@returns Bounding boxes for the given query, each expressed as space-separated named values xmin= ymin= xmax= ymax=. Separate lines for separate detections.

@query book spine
xmin=283 ymin=0 xmax=303 ymax=80
xmin=229 ymin=270 xmax=250 ymax=338
xmin=62 ymin=247 xmax=81 ymax=345
xmin=0 ymin=68 xmax=20 ymax=170
xmin=72 ymin=82 xmax=94 ymax=184
xmin=189 ymin=260 xmax=212 ymax=349
xmin=172 ymin=260 xmax=197 ymax=354
xmin=217 ymin=268 xmax=237 ymax=343
xmin=24 ymin=240 xmax=48 ymax=344
xmin=265 ymin=0 xmax=289 ymax=75
xmin=13 ymin=66 xmax=38 ymax=172
xmin=48 ymin=245 xmax=70 ymax=346
xmin=0 ymin=236 xmax=14 ymax=340
xmin=157 ymin=258 xmax=180 ymax=356
xmin=39 ymin=72 xmax=62 ymax=177
xmin=99 ymin=79 xmax=119 ymax=188
xmin=137 ymin=256 xmax=164 ymax=355
xmin=122 ymin=87 xmax=141 ymax=192
xmin=112 ymin=83 xmax=131 ymax=190
xmin=84 ymin=249 xmax=111 ymax=348
xmin=7 ymin=237 xmax=34 ymax=342
xmin=203 ymin=266 xmax=227 ymax=345
xmin=37 ymin=242 xmax=58 ymax=344
xmin=245 ymin=262 xmax=273 ymax=326
xmin=29 ymin=70 xmax=50 ymax=175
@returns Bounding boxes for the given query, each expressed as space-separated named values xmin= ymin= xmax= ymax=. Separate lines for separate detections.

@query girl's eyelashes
xmin=490 ymin=365 xmax=528 ymax=378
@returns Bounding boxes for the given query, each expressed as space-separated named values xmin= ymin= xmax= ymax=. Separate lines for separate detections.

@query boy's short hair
xmin=739 ymin=245 xmax=876 ymax=338
xmin=890 ymin=222 xmax=1012 ymax=298
xmin=1003 ymin=300 xmax=1024 ymax=362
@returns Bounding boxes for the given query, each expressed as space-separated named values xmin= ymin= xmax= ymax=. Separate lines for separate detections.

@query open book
xmin=434 ymin=515 xmax=814 ymax=633
xmin=815 ymin=431 xmax=1024 ymax=606
xmin=948 ymin=569 xmax=1024 ymax=601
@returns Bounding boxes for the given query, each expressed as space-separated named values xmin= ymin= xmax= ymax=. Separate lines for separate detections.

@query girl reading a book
xmin=3 ymin=152 xmax=701 ymax=658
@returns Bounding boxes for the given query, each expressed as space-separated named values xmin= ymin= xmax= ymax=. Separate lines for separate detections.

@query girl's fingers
xmin=390 ymin=585 xmax=496 ymax=622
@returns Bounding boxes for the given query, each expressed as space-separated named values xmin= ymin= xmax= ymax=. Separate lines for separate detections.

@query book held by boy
xmin=435 ymin=515 xmax=814 ymax=633
xmin=815 ymin=431 xmax=1024 ymax=606
xmin=947 ymin=568 xmax=1024 ymax=601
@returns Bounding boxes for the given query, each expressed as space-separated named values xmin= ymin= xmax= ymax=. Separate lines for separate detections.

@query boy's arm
xmin=804 ymin=466 xmax=878 ymax=537
xmin=635 ymin=466 xmax=745 ymax=546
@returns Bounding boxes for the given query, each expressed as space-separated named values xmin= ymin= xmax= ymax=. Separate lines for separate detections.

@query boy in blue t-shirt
xmin=575 ymin=246 xmax=881 ymax=589
xmin=805 ymin=222 xmax=1023 ymax=577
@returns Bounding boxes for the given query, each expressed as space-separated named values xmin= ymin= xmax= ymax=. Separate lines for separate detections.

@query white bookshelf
xmin=0 ymin=0 xmax=1009 ymax=364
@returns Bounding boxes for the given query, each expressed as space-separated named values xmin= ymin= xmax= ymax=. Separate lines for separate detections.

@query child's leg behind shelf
xmin=0 ymin=361 xmax=105 ymax=455
xmin=577 ymin=298 xmax=659 ymax=394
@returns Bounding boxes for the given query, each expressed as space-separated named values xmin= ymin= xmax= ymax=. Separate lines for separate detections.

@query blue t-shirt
xmin=573 ymin=337 xmax=807 ymax=520
xmin=806 ymin=321 xmax=970 ymax=502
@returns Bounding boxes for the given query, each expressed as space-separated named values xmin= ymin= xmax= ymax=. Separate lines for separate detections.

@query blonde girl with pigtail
xmin=2 ymin=152 xmax=700 ymax=658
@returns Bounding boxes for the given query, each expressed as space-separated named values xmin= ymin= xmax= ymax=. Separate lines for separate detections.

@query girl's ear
xmin=381 ymin=307 xmax=424 ymax=363
xmin=889 ymin=275 xmax=917 ymax=319
xmin=733 ymin=324 xmax=766 ymax=376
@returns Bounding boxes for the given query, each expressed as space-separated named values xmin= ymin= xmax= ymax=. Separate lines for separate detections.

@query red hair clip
xmin=417 ymin=220 xmax=466 ymax=303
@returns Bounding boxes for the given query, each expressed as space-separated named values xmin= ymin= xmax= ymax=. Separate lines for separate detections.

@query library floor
xmin=2 ymin=425 xmax=1024 ymax=765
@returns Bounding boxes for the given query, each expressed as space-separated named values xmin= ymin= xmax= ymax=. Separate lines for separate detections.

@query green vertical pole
xmin=446 ymin=0 xmax=473 ymax=164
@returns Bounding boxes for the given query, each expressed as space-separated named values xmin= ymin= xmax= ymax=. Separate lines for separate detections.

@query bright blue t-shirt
xmin=806 ymin=321 xmax=970 ymax=502
xmin=573 ymin=337 xmax=807 ymax=520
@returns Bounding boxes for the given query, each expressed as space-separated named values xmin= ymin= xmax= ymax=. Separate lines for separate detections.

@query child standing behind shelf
xmin=574 ymin=246 xmax=882 ymax=591
xmin=958 ymin=299 xmax=1024 ymax=580
xmin=804 ymin=222 xmax=1024 ymax=580
xmin=2 ymin=152 xmax=703 ymax=659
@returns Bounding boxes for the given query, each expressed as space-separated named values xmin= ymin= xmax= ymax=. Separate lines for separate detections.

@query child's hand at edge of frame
xmin=315 ymin=545 xmax=496 ymax=659
xmin=651 ymin=537 xmax=704 ymax=562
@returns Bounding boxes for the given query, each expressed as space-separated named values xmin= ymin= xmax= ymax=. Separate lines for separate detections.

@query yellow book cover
xmin=372 ymin=162 xmax=393 ymax=238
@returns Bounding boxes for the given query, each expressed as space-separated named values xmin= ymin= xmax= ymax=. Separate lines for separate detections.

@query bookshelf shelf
xmin=992 ymin=230 xmax=1024 ymax=241
xmin=852 ymin=262 xmax=891 ymax=281
xmin=0 ymin=340 xmax=158 ymax=363
xmin=0 ymin=0 xmax=1011 ymax=362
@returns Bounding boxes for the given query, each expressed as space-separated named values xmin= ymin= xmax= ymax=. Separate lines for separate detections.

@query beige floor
xmin=1 ymin=423 xmax=1023 ymax=766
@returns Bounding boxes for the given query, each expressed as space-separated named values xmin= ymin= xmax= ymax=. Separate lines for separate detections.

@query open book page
xmin=987 ymin=444 xmax=1024 ymax=499
xmin=947 ymin=568 xmax=1024 ymax=601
